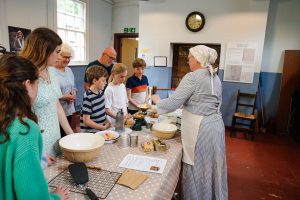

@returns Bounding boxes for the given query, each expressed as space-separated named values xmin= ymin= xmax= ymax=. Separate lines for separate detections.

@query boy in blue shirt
xmin=126 ymin=58 xmax=149 ymax=115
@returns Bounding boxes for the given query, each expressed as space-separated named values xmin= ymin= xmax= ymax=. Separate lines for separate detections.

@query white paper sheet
xmin=119 ymin=154 xmax=167 ymax=174
xmin=223 ymin=42 xmax=257 ymax=83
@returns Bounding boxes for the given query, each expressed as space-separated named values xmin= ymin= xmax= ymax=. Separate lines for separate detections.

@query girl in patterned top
xmin=0 ymin=55 xmax=69 ymax=200
xmin=20 ymin=27 xmax=74 ymax=167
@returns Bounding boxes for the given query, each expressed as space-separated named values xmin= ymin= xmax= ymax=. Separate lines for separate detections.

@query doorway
xmin=171 ymin=43 xmax=221 ymax=88
xmin=114 ymin=33 xmax=139 ymax=79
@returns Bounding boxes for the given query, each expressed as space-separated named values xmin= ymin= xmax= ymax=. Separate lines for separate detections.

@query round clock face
xmin=185 ymin=11 xmax=205 ymax=32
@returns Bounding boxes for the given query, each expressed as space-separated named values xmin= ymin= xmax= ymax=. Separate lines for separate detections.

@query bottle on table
xmin=115 ymin=109 xmax=125 ymax=133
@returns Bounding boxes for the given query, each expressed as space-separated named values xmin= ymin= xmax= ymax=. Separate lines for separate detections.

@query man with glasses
xmin=84 ymin=47 xmax=117 ymax=90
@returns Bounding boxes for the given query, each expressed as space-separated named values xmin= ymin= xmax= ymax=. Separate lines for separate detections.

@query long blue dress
xmin=33 ymin=68 xmax=62 ymax=156
xmin=156 ymin=68 xmax=228 ymax=200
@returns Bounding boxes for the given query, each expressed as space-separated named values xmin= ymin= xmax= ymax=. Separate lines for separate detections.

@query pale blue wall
xmin=69 ymin=66 xmax=86 ymax=111
xmin=219 ymin=70 xmax=260 ymax=126
xmin=258 ymin=72 xmax=281 ymax=122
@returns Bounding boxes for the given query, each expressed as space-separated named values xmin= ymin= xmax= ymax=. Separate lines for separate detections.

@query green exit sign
xmin=124 ymin=27 xmax=136 ymax=33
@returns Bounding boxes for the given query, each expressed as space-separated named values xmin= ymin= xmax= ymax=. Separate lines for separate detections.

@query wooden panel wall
xmin=277 ymin=50 xmax=300 ymax=133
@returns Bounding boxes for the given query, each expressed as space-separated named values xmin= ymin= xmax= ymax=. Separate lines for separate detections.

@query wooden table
xmin=45 ymin=131 xmax=183 ymax=200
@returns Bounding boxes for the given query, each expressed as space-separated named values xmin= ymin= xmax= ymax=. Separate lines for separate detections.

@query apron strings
xmin=207 ymin=65 xmax=214 ymax=95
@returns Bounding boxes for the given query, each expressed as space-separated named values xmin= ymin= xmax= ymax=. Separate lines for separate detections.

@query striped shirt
xmin=80 ymin=89 xmax=106 ymax=133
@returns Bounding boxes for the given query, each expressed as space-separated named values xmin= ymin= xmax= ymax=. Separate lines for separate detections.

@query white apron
xmin=181 ymin=108 xmax=203 ymax=165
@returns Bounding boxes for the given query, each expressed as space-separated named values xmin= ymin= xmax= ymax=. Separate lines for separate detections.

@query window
xmin=57 ymin=0 xmax=86 ymax=63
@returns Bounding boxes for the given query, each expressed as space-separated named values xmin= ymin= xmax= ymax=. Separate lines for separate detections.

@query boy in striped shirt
xmin=80 ymin=66 xmax=111 ymax=132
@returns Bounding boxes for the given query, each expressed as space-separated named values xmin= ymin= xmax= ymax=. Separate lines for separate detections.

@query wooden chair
xmin=230 ymin=90 xmax=257 ymax=140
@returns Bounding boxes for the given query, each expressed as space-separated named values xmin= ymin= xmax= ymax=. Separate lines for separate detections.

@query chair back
xmin=235 ymin=90 xmax=257 ymax=115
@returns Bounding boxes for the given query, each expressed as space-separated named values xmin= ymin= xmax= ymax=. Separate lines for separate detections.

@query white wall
xmin=0 ymin=0 xmax=48 ymax=48
xmin=112 ymin=0 xmax=139 ymax=33
xmin=0 ymin=0 xmax=8 ymax=48
xmin=139 ymin=0 xmax=269 ymax=72
xmin=88 ymin=0 xmax=114 ymax=61
xmin=0 ymin=0 xmax=113 ymax=63
xmin=261 ymin=0 xmax=300 ymax=73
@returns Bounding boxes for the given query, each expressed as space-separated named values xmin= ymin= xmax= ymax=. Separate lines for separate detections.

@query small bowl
xmin=137 ymin=103 xmax=151 ymax=112
xmin=133 ymin=112 xmax=145 ymax=119
xmin=125 ymin=118 xmax=135 ymax=128
xmin=152 ymin=123 xmax=177 ymax=139
xmin=59 ymin=133 xmax=105 ymax=162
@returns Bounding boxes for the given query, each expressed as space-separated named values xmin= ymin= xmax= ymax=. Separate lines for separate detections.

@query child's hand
xmin=125 ymin=113 xmax=132 ymax=119
xmin=53 ymin=185 xmax=69 ymax=200
xmin=104 ymin=122 xmax=111 ymax=129
xmin=47 ymin=154 xmax=56 ymax=166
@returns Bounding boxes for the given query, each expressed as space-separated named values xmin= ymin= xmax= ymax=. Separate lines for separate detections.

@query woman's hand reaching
xmin=151 ymin=94 xmax=160 ymax=105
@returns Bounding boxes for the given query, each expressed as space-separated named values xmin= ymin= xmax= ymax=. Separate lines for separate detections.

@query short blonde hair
xmin=108 ymin=63 xmax=127 ymax=83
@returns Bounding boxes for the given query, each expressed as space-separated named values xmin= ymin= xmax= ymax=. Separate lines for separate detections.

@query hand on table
xmin=53 ymin=185 xmax=69 ymax=200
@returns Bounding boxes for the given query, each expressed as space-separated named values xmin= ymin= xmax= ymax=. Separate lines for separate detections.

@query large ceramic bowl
xmin=59 ymin=133 xmax=105 ymax=162
xmin=152 ymin=123 xmax=177 ymax=139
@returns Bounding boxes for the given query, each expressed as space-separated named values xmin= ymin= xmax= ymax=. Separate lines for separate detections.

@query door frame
xmin=114 ymin=33 xmax=139 ymax=62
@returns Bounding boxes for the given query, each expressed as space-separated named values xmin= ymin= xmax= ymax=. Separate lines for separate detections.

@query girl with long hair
xmin=20 ymin=27 xmax=74 ymax=166
xmin=104 ymin=63 xmax=131 ymax=125
xmin=0 ymin=55 xmax=69 ymax=200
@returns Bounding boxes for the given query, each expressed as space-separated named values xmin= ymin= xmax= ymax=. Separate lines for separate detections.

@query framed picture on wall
xmin=154 ymin=56 xmax=167 ymax=67
xmin=8 ymin=26 xmax=31 ymax=53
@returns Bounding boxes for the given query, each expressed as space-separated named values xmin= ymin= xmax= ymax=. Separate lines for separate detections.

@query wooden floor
xmin=72 ymin=116 xmax=300 ymax=199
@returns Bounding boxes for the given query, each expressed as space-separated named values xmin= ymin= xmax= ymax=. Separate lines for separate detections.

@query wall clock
xmin=185 ymin=11 xmax=205 ymax=32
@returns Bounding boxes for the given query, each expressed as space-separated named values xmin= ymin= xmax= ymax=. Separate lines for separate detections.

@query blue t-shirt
xmin=126 ymin=75 xmax=149 ymax=92
xmin=126 ymin=75 xmax=149 ymax=110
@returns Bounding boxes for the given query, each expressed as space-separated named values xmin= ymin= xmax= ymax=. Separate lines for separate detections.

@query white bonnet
xmin=189 ymin=45 xmax=218 ymax=95
xmin=189 ymin=45 xmax=217 ymax=67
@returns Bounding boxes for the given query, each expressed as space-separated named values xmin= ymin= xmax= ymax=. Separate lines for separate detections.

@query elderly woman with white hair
xmin=53 ymin=43 xmax=76 ymax=137
xmin=152 ymin=45 xmax=228 ymax=200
